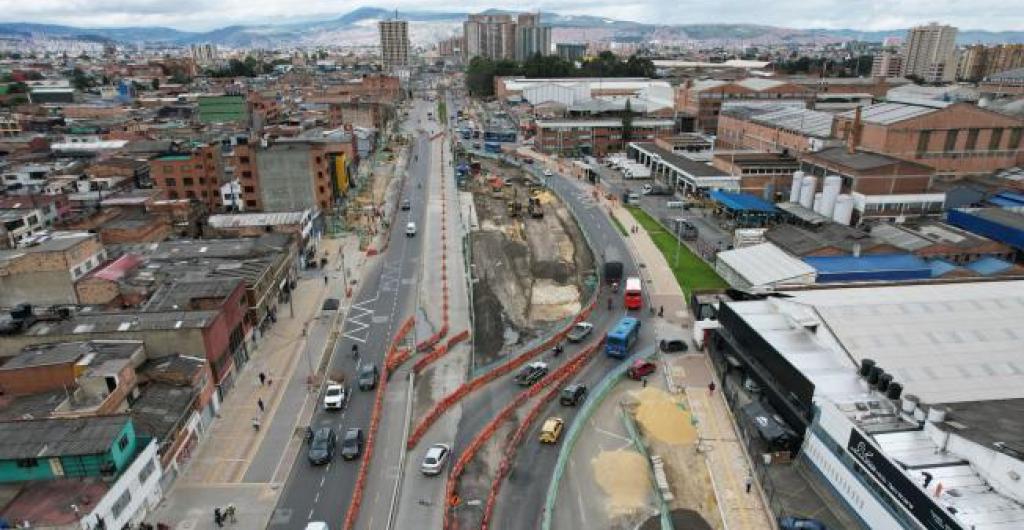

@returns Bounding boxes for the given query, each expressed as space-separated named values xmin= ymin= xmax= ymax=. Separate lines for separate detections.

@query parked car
xmin=323 ymin=381 xmax=348 ymax=410
xmin=305 ymin=523 xmax=330 ymax=530
xmin=307 ymin=427 xmax=337 ymax=465
xmin=358 ymin=363 xmax=379 ymax=391
xmin=514 ymin=361 xmax=549 ymax=386
xmin=560 ymin=384 xmax=588 ymax=406
xmin=778 ymin=516 xmax=827 ymax=530
xmin=341 ymin=428 xmax=364 ymax=460
xmin=659 ymin=338 xmax=689 ymax=353
xmin=566 ymin=322 xmax=594 ymax=343
xmin=322 ymin=298 xmax=340 ymax=311
xmin=400 ymin=199 xmax=411 ymax=211
xmin=627 ymin=359 xmax=657 ymax=380
xmin=406 ymin=222 xmax=417 ymax=237
xmin=420 ymin=443 xmax=451 ymax=476
xmin=538 ymin=417 xmax=565 ymax=444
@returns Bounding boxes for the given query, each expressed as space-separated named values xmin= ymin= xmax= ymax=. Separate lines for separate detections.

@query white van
xmin=406 ymin=222 xmax=417 ymax=237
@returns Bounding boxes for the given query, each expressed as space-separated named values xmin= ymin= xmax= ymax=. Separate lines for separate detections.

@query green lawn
xmin=437 ymin=101 xmax=447 ymax=123
xmin=610 ymin=214 xmax=629 ymax=237
xmin=625 ymin=206 xmax=728 ymax=297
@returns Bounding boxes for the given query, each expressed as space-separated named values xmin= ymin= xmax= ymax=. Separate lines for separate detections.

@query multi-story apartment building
xmin=871 ymin=51 xmax=903 ymax=78
xmin=555 ymin=43 xmax=588 ymax=62
xmin=149 ymin=142 xmax=225 ymax=211
xmin=957 ymin=44 xmax=1024 ymax=81
xmin=514 ymin=13 xmax=551 ymax=61
xmin=378 ymin=19 xmax=410 ymax=70
xmin=902 ymin=23 xmax=958 ymax=83
xmin=464 ymin=13 xmax=518 ymax=61
xmin=0 ymin=231 xmax=107 ymax=306
xmin=255 ymin=133 xmax=357 ymax=212
xmin=833 ymin=102 xmax=1024 ymax=177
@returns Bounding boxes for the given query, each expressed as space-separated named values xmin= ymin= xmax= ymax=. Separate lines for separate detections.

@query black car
xmin=358 ymin=363 xmax=379 ymax=391
xmin=322 ymin=298 xmax=340 ymax=311
xmin=514 ymin=361 xmax=548 ymax=386
xmin=307 ymin=427 xmax=337 ymax=465
xmin=560 ymin=384 xmax=588 ymax=406
xmin=659 ymin=338 xmax=689 ymax=353
xmin=341 ymin=428 xmax=364 ymax=460
xmin=400 ymin=199 xmax=411 ymax=211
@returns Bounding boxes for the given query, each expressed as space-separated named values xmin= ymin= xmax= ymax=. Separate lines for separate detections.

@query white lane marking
xmin=308 ymin=508 xmax=314 ymax=520
xmin=314 ymin=491 xmax=321 ymax=504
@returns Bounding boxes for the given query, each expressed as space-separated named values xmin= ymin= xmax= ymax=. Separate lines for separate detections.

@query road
xmin=267 ymin=99 xmax=435 ymax=530
xmin=442 ymin=95 xmax=659 ymax=529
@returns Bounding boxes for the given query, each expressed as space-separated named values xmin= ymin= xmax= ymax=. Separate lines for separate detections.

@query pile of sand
xmin=632 ymin=387 xmax=697 ymax=445
xmin=530 ymin=281 xmax=581 ymax=322
xmin=592 ymin=449 xmax=652 ymax=516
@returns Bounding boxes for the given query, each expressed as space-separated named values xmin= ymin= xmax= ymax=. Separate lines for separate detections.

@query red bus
xmin=623 ymin=277 xmax=643 ymax=310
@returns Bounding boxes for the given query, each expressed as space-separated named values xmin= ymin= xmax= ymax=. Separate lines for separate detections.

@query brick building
xmin=716 ymin=104 xmax=837 ymax=154
xmin=0 ymin=232 xmax=106 ymax=306
xmin=149 ymin=142 xmax=225 ymax=211
xmin=535 ymin=118 xmax=675 ymax=156
xmin=833 ymin=102 xmax=1024 ymax=178
xmin=675 ymin=78 xmax=813 ymax=134
xmin=710 ymin=152 xmax=800 ymax=201
xmin=255 ymin=134 xmax=358 ymax=212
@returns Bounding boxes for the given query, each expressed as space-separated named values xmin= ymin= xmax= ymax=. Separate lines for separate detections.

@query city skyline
xmin=0 ymin=1 xmax=1021 ymax=32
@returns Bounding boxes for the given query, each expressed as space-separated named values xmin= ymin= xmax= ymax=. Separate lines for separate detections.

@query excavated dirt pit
xmin=469 ymin=158 xmax=595 ymax=367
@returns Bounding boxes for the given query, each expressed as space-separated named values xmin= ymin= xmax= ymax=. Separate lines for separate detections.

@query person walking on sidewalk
xmin=324 ymin=275 xmax=328 ymax=286
xmin=745 ymin=476 xmax=753 ymax=494
xmin=708 ymin=381 xmax=716 ymax=395
xmin=258 ymin=372 xmax=266 ymax=385
xmin=257 ymin=398 xmax=265 ymax=412
xmin=225 ymin=504 xmax=237 ymax=524
xmin=252 ymin=416 xmax=261 ymax=431
xmin=214 ymin=507 xmax=223 ymax=527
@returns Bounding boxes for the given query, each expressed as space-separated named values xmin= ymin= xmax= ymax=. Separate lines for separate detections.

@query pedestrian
xmin=257 ymin=398 xmax=265 ymax=412
xmin=258 ymin=372 xmax=266 ymax=385
xmin=214 ymin=507 xmax=223 ymax=528
xmin=252 ymin=417 xmax=261 ymax=431
xmin=642 ymin=377 xmax=648 ymax=388
xmin=324 ymin=275 xmax=329 ymax=285
xmin=658 ymin=306 xmax=664 ymax=317
xmin=745 ymin=476 xmax=753 ymax=494
xmin=226 ymin=504 xmax=237 ymax=524
xmin=708 ymin=381 xmax=716 ymax=395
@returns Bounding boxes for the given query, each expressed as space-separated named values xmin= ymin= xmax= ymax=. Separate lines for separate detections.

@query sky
xmin=0 ymin=0 xmax=1020 ymax=32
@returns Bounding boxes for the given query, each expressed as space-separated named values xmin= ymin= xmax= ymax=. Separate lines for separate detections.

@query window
xmin=111 ymin=489 xmax=131 ymax=519
xmin=118 ymin=434 xmax=129 ymax=451
xmin=943 ymin=129 xmax=959 ymax=152
xmin=164 ymin=178 xmax=176 ymax=187
xmin=183 ymin=178 xmax=194 ymax=186
xmin=243 ymin=186 xmax=255 ymax=193
xmin=1010 ymin=128 xmax=1023 ymax=149
xmin=199 ymin=178 xmax=206 ymax=185
xmin=241 ymin=171 xmax=253 ymax=179
xmin=16 ymin=458 xmax=38 ymax=468
xmin=966 ymin=128 xmax=979 ymax=151
xmin=245 ymin=200 xmax=258 ymax=208
xmin=989 ymin=128 xmax=1004 ymax=150
xmin=916 ymin=130 xmax=931 ymax=154
xmin=239 ymin=157 xmax=250 ymax=164
xmin=163 ymin=166 xmax=173 ymax=173
xmin=187 ymin=191 xmax=196 ymax=199
xmin=138 ymin=458 xmax=156 ymax=483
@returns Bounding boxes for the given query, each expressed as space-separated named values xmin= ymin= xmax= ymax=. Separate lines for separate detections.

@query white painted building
xmin=80 ymin=439 xmax=164 ymax=530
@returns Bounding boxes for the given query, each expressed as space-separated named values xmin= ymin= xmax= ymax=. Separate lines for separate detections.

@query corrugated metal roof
xmin=0 ymin=415 xmax=129 ymax=459
xmin=838 ymin=102 xmax=936 ymax=125
xmin=750 ymin=107 xmax=834 ymax=138
xmin=966 ymin=256 xmax=1014 ymax=275
xmin=717 ymin=243 xmax=816 ymax=287
xmin=735 ymin=78 xmax=787 ymax=91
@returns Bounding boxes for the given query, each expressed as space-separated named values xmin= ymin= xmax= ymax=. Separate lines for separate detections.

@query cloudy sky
xmin=0 ymin=0 xmax=1019 ymax=32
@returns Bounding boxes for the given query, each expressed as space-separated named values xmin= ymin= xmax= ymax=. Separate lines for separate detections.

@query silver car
xmin=420 ymin=443 xmax=451 ymax=476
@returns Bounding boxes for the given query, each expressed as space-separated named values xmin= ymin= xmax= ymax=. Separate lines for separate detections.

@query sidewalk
xmin=146 ymin=234 xmax=368 ymax=530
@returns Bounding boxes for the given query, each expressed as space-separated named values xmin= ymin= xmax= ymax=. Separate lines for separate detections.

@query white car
xmin=305 ymin=523 xmax=329 ymax=530
xmin=543 ymin=169 xmax=553 ymax=177
xmin=406 ymin=222 xmax=417 ymax=237
xmin=323 ymin=382 xmax=347 ymax=411
xmin=420 ymin=443 xmax=451 ymax=475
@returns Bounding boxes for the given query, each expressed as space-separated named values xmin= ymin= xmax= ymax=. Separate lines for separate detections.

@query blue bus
xmin=484 ymin=130 xmax=517 ymax=143
xmin=484 ymin=142 xmax=502 ymax=153
xmin=606 ymin=317 xmax=641 ymax=358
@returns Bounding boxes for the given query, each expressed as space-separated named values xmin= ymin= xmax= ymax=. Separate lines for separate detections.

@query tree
xmin=70 ymin=67 xmax=94 ymax=90
xmin=621 ymin=98 xmax=634 ymax=143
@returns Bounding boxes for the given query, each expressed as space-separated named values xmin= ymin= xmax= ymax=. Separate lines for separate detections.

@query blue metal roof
xmin=987 ymin=197 xmax=1024 ymax=208
xmin=965 ymin=256 xmax=1013 ymax=276
xmin=709 ymin=190 xmax=777 ymax=213
xmin=804 ymin=254 xmax=931 ymax=282
xmin=927 ymin=258 xmax=961 ymax=277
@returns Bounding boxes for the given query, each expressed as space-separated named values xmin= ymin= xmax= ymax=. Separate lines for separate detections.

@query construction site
xmin=467 ymin=156 xmax=596 ymax=367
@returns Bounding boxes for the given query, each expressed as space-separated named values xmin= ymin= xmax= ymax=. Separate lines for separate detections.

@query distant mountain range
xmin=1 ymin=7 xmax=1021 ymax=48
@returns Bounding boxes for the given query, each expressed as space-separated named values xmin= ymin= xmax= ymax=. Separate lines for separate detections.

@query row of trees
xmin=465 ymin=51 xmax=657 ymax=97
xmin=205 ymin=57 xmax=291 ymax=78
xmin=773 ymin=54 xmax=874 ymax=78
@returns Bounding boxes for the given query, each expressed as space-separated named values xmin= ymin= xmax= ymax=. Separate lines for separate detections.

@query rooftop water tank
xmin=859 ymin=359 xmax=875 ymax=377
xmin=887 ymin=382 xmax=903 ymax=401
xmin=877 ymin=373 xmax=893 ymax=392
xmin=867 ymin=365 xmax=884 ymax=386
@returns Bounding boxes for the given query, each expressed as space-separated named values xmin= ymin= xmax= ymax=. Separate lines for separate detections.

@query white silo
xmin=813 ymin=192 xmax=824 ymax=213
xmin=821 ymin=175 xmax=842 ymax=218
xmin=789 ymin=171 xmax=805 ymax=203
xmin=799 ymin=175 xmax=816 ymax=209
xmin=833 ymin=194 xmax=854 ymax=225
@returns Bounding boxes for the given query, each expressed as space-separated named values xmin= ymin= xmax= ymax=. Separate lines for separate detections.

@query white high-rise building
xmin=901 ymin=23 xmax=958 ymax=83
xmin=378 ymin=19 xmax=410 ymax=70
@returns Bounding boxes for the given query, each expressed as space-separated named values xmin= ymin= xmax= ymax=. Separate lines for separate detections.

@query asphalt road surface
xmin=267 ymin=102 xmax=434 ymax=530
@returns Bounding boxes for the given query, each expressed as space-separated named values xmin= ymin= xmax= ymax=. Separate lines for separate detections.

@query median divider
xmin=407 ymin=297 xmax=597 ymax=450
xmin=443 ymin=338 xmax=603 ymax=530
xmin=412 ymin=329 xmax=470 ymax=374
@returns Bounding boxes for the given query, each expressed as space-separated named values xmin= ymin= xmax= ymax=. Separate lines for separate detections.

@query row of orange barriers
xmin=406 ymin=296 xmax=597 ymax=451
xmin=383 ymin=316 xmax=416 ymax=375
xmin=442 ymin=338 xmax=603 ymax=530
xmin=413 ymin=329 xmax=470 ymax=374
